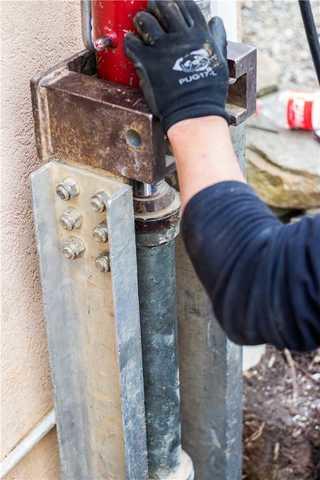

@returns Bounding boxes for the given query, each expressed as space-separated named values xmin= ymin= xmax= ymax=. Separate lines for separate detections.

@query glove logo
xmin=173 ymin=49 xmax=219 ymax=85
xmin=173 ymin=48 xmax=211 ymax=73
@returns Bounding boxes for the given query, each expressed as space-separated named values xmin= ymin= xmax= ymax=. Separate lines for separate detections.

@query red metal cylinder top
xmin=92 ymin=0 xmax=147 ymax=87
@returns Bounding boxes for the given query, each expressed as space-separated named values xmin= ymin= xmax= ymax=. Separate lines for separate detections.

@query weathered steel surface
xmin=31 ymin=45 xmax=256 ymax=183
xmin=137 ymin=237 xmax=181 ymax=478
xmin=177 ymin=125 xmax=245 ymax=480
xmin=31 ymin=161 xmax=148 ymax=480
xmin=135 ymin=182 xmax=194 ymax=480
xmin=30 ymin=50 xmax=165 ymax=184
xmin=227 ymin=42 xmax=257 ymax=125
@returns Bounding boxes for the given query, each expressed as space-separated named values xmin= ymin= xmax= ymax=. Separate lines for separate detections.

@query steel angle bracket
xmin=176 ymin=126 xmax=246 ymax=480
xmin=31 ymin=161 xmax=148 ymax=480
xmin=227 ymin=41 xmax=257 ymax=125
xmin=31 ymin=44 xmax=256 ymax=184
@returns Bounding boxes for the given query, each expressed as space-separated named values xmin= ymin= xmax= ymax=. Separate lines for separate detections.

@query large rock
xmin=256 ymin=52 xmax=281 ymax=97
xmin=246 ymin=125 xmax=320 ymax=209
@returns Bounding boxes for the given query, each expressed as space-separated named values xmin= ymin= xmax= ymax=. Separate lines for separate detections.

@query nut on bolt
xmin=93 ymin=223 xmax=108 ymax=243
xmin=95 ymin=253 xmax=111 ymax=273
xmin=90 ymin=191 xmax=107 ymax=213
xmin=60 ymin=208 xmax=82 ymax=231
xmin=62 ymin=237 xmax=85 ymax=260
xmin=56 ymin=178 xmax=79 ymax=201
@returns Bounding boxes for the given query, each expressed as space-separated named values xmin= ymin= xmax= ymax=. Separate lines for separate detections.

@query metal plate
xmin=31 ymin=161 xmax=148 ymax=480
xmin=31 ymin=46 xmax=256 ymax=183
xmin=176 ymin=125 xmax=245 ymax=480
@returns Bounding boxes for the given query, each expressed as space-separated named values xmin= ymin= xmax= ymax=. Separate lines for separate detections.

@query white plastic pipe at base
xmin=0 ymin=409 xmax=56 ymax=479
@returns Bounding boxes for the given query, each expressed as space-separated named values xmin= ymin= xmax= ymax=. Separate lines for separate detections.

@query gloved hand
xmin=125 ymin=0 xmax=230 ymax=132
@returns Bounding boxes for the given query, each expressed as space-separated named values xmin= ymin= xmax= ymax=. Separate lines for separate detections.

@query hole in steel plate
xmin=126 ymin=129 xmax=142 ymax=149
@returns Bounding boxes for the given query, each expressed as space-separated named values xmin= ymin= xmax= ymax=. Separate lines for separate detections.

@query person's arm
xmin=168 ymin=116 xmax=244 ymax=209
xmin=169 ymin=116 xmax=320 ymax=351
xmin=126 ymin=0 xmax=320 ymax=351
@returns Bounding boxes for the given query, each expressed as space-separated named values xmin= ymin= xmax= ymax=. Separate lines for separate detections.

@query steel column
xmin=135 ymin=183 xmax=194 ymax=480
xmin=176 ymin=124 xmax=246 ymax=480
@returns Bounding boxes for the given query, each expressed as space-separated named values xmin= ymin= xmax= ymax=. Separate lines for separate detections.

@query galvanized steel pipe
xmin=134 ymin=182 xmax=193 ymax=480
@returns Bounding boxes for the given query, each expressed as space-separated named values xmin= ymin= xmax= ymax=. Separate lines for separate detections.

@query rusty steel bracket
xmin=31 ymin=42 xmax=256 ymax=184
xmin=227 ymin=41 xmax=257 ymax=125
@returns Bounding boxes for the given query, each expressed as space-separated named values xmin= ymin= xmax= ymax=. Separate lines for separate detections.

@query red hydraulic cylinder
xmin=92 ymin=0 xmax=147 ymax=88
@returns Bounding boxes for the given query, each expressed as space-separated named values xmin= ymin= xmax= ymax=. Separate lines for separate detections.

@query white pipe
xmin=212 ymin=0 xmax=239 ymax=41
xmin=0 ymin=409 xmax=56 ymax=479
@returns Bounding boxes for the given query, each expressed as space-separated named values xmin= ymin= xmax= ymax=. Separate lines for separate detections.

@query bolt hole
xmin=126 ymin=129 xmax=142 ymax=149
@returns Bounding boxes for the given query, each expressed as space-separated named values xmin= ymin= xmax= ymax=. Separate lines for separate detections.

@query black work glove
xmin=125 ymin=0 xmax=230 ymax=132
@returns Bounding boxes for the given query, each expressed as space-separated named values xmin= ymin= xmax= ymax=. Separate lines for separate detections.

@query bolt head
xmin=93 ymin=223 xmax=108 ymax=243
xmin=90 ymin=192 xmax=107 ymax=213
xmin=95 ymin=253 xmax=111 ymax=273
xmin=56 ymin=178 xmax=79 ymax=201
xmin=62 ymin=237 xmax=85 ymax=260
xmin=60 ymin=209 xmax=82 ymax=231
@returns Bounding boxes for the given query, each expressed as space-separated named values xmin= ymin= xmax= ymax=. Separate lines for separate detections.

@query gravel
xmin=241 ymin=0 xmax=320 ymax=89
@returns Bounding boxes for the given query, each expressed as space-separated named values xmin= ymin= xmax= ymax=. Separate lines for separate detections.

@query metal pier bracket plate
xmin=177 ymin=125 xmax=245 ymax=480
xmin=31 ymin=161 xmax=148 ymax=480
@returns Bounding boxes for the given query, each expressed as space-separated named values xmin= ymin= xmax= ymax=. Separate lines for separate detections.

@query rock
xmin=256 ymin=51 xmax=281 ymax=97
xmin=246 ymin=126 xmax=320 ymax=209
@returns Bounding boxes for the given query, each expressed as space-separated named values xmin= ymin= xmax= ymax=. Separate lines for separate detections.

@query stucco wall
xmin=1 ymin=2 xmax=82 ymax=478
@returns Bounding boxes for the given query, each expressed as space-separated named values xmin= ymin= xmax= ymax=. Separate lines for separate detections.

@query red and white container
xmin=258 ymin=90 xmax=320 ymax=131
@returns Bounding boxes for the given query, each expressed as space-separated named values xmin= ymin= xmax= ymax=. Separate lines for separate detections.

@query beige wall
xmin=1 ymin=2 xmax=82 ymax=478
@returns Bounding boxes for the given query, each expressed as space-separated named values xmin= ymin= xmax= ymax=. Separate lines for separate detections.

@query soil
xmin=243 ymin=346 xmax=320 ymax=480
xmin=241 ymin=3 xmax=320 ymax=478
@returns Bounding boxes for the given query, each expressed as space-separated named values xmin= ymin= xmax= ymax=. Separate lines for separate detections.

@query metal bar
xmin=0 ymin=410 xmax=56 ymax=479
xmin=30 ymin=45 xmax=255 ymax=184
xmin=134 ymin=183 xmax=194 ymax=480
xmin=176 ymin=124 xmax=246 ymax=480
xmin=80 ymin=0 xmax=94 ymax=51
xmin=298 ymin=0 xmax=320 ymax=84
xmin=31 ymin=161 xmax=148 ymax=480
xmin=137 ymin=237 xmax=181 ymax=477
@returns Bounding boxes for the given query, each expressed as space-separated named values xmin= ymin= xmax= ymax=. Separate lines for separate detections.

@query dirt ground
xmin=241 ymin=4 xmax=320 ymax=478
xmin=243 ymin=347 xmax=320 ymax=480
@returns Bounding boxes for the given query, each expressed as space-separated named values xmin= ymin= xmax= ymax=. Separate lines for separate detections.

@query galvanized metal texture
xmin=176 ymin=124 xmax=246 ymax=480
xmin=134 ymin=181 xmax=193 ymax=479
xmin=31 ymin=161 xmax=148 ymax=480
xmin=31 ymin=44 xmax=256 ymax=183
xmin=80 ymin=0 xmax=94 ymax=51
xmin=137 ymin=238 xmax=181 ymax=478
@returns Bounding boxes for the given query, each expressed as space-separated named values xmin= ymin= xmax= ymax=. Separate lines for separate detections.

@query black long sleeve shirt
xmin=181 ymin=181 xmax=320 ymax=352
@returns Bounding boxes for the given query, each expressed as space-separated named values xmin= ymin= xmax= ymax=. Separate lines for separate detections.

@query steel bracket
xmin=31 ymin=161 xmax=148 ymax=480
xmin=31 ymin=44 xmax=256 ymax=184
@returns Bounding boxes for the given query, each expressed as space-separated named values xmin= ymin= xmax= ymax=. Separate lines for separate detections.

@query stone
xmin=256 ymin=51 xmax=281 ymax=97
xmin=246 ymin=125 xmax=320 ymax=209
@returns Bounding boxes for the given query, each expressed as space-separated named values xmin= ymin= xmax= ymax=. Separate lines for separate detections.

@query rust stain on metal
xmin=31 ymin=45 xmax=256 ymax=182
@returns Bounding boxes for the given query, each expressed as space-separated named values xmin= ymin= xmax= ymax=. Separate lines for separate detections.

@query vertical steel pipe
xmin=137 ymin=233 xmax=180 ymax=476
xmin=134 ymin=182 xmax=194 ymax=480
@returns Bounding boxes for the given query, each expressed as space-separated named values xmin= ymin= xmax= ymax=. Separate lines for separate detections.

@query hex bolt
xmin=56 ymin=178 xmax=79 ymax=201
xmin=62 ymin=237 xmax=85 ymax=260
xmin=94 ymin=35 xmax=115 ymax=51
xmin=93 ymin=223 xmax=108 ymax=243
xmin=90 ymin=191 xmax=107 ymax=213
xmin=60 ymin=208 xmax=82 ymax=231
xmin=95 ymin=253 xmax=111 ymax=273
